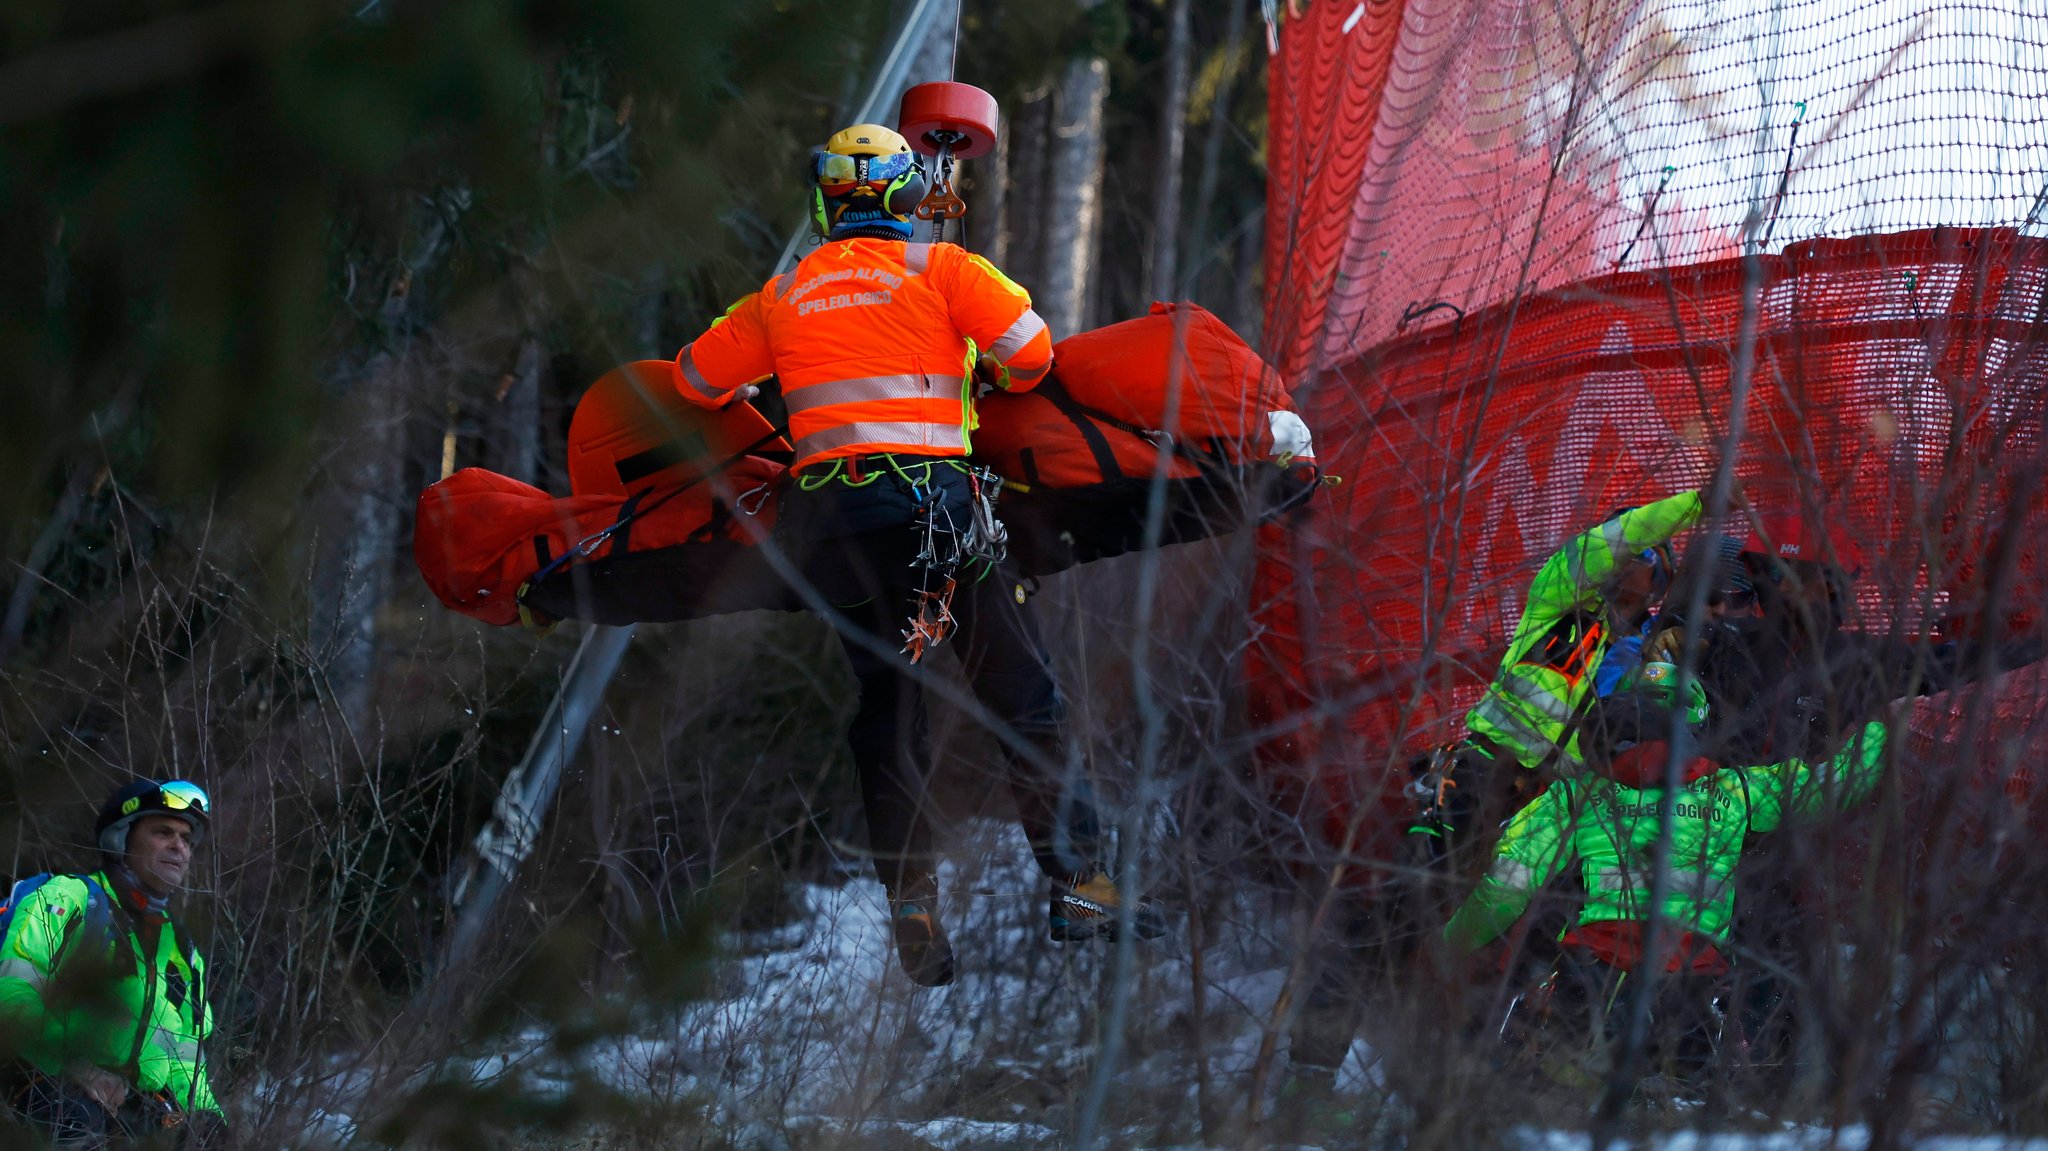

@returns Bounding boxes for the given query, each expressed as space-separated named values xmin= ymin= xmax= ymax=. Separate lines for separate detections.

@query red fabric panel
xmin=1263 ymin=0 xmax=2048 ymax=372
xmin=1263 ymin=0 xmax=1409 ymax=387
xmin=1249 ymin=226 xmax=2048 ymax=863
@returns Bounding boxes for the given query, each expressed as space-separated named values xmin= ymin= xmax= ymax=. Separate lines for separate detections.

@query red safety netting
xmin=1254 ymin=0 xmax=2048 ymax=867
xmin=1266 ymin=0 xmax=2048 ymax=381
xmin=1249 ymin=227 xmax=2048 ymax=865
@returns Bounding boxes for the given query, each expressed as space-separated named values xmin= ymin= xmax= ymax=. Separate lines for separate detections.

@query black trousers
xmin=778 ymin=467 xmax=1102 ymax=896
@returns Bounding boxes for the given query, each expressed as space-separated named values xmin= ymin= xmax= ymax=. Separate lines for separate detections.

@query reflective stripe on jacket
xmin=0 ymin=871 xmax=219 ymax=1114
xmin=675 ymin=238 xmax=1054 ymax=472
xmin=1443 ymin=721 xmax=1890 ymax=957
xmin=1466 ymin=491 xmax=1705 ymax=769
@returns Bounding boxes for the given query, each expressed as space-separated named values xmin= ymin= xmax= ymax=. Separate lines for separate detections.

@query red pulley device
xmin=898 ymin=81 xmax=999 ymax=238
xmin=898 ymin=81 xmax=999 ymax=158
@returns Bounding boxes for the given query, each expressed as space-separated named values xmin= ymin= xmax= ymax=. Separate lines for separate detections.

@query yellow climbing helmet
xmin=810 ymin=123 xmax=928 ymax=239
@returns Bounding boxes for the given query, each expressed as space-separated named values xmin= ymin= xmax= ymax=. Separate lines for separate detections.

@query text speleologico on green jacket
xmin=1466 ymin=490 xmax=1705 ymax=770
xmin=1444 ymin=720 xmax=1890 ymax=952
xmin=0 ymin=871 xmax=219 ymax=1114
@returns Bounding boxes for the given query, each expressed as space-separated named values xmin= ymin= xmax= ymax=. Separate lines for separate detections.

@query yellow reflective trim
xmin=964 ymin=253 xmax=1030 ymax=300
xmin=707 ymin=293 xmax=757 ymax=330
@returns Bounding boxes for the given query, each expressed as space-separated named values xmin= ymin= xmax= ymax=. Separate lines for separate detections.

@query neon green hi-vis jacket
xmin=0 ymin=872 xmax=219 ymax=1114
xmin=1465 ymin=491 xmax=1704 ymax=771
xmin=1443 ymin=721 xmax=1890 ymax=957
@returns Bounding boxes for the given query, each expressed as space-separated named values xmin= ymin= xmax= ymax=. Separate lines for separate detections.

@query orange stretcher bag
xmin=413 ymin=311 xmax=1319 ymax=625
xmin=413 ymin=457 xmax=787 ymax=628
xmin=1037 ymin=301 xmax=1303 ymax=447
xmin=973 ymin=302 xmax=1317 ymax=573
xmin=414 ymin=361 xmax=795 ymax=628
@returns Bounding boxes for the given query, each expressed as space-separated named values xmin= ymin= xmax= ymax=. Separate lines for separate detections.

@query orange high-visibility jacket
xmin=675 ymin=238 xmax=1053 ymax=472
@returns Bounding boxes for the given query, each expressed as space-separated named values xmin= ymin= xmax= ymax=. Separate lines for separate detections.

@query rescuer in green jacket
xmin=1282 ymin=492 xmax=1712 ymax=1096
xmin=1464 ymin=490 xmax=1705 ymax=773
xmin=1410 ymin=491 xmax=1705 ymax=847
xmin=1 ymin=780 xmax=223 ymax=1146
xmin=1444 ymin=681 xmax=1890 ymax=1078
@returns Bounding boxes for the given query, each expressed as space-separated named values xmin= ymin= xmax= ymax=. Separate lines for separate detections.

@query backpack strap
xmin=1034 ymin=378 xmax=1124 ymax=482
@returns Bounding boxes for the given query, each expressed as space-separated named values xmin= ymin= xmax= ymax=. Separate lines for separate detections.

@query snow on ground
xmin=649 ymin=819 xmax=1266 ymax=1129
xmin=256 ymin=819 xmax=2048 ymax=1149
xmin=538 ymin=816 xmax=1336 ymax=1145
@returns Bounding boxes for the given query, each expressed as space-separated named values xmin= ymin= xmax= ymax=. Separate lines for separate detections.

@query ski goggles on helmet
xmin=116 ymin=780 xmax=210 ymax=821
xmin=814 ymin=149 xmax=916 ymax=194
xmin=157 ymin=780 xmax=211 ymax=815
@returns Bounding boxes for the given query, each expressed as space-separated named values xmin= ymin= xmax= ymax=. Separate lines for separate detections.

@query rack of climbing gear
xmin=902 ymin=475 xmax=967 ymax=664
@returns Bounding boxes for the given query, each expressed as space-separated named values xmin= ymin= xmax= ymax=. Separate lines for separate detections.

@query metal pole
xmin=439 ymin=623 xmax=636 ymax=976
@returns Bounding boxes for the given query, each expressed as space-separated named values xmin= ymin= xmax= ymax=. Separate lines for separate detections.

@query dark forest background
xmin=0 ymin=1 xmax=1278 ymax=1145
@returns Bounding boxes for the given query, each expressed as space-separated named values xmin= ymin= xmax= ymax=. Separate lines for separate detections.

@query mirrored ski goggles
xmin=156 ymin=780 xmax=211 ymax=815
xmin=814 ymin=149 xmax=916 ymax=193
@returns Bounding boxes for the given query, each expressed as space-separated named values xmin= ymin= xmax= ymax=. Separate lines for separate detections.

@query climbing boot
xmin=1048 ymin=872 xmax=1169 ymax=942
xmin=888 ymin=884 xmax=956 ymax=987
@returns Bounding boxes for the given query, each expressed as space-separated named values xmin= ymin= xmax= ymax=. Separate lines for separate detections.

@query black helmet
xmin=95 ymin=779 xmax=211 ymax=857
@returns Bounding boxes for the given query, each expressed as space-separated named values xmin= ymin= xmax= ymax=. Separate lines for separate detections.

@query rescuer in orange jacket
xmin=673 ymin=123 xmax=1163 ymax=986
